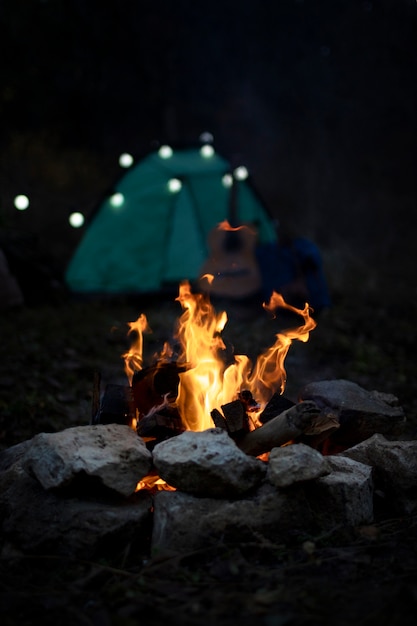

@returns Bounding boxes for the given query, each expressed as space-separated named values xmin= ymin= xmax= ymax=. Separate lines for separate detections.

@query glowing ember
xmin=123 ymin=282 xmax=317 ymax=432
xmin=135 ymin=472 xmax=176 ymax=493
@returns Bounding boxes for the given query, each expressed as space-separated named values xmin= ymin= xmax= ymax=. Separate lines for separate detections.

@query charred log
xmin=237 ymin=400 xmax=321 ymax=457
xmin=298 ymin=410 xmax=340 ymax=450
xmin=258 ymin=392 xmax=295 ymax=424
xmin=136 ymin=405 xmax=184 ymax=449
xmin=132 ymin=362 xmax=187 ymax=417
xmin=221 ymin=400 xmax=250 ymax=436
xmin=238 ymin=390 xmax=260 ymax=413
xmin=211 ymin=408 xmax=228 ymax=430
xmin=210 ymin=399 xmax=250 ymax=441
xmin=92 ymin=383 xmax=136 ymax=426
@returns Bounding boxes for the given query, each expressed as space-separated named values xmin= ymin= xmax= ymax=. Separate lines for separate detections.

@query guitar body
xmin=199 ymin=222 xmax=262 ymax=299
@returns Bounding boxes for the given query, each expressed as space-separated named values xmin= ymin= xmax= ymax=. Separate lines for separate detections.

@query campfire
xmin=123 ymin=281 xmax=317 ymax=432
xmin=0 ymin=281 xmax=411 ymax=560
xmin=107 ymin=282 xmax=326 ymax=487
xmin=88 ymin=281 xmax=408 ymax=499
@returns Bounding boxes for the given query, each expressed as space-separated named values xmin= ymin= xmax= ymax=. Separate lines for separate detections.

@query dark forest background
xmin=0 ymin=0 xmax=416 ymax=304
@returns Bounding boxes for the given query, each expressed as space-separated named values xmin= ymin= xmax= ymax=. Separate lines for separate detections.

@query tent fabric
xmin=65 ymin=148 xmax=278 ymax=295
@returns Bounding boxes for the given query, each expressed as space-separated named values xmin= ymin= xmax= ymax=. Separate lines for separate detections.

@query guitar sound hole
xmin=223 ymin=230 xmax=243 ymax=252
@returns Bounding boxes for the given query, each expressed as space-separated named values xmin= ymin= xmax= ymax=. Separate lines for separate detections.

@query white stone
xmin=152 ymin=482 xmax=315 ymax=554
xmin=339 ymin=434 xmax=417 ymax=514
xmin=23 ymin=424 xmax=153 ymax=497
xmin=267 ymin=443 xmax=331 ymax=487
xmin=152 ymin=428 xmax=266 ymax=497
xmin=309 ymin=455 xmax=374 ymax=526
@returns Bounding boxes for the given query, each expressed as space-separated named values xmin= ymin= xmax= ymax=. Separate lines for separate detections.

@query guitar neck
xmin=228 ymin=175 xmax=238 ymax=227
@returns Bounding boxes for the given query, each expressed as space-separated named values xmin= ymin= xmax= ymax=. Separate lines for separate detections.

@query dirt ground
xmin=1 ymin=288 xmax=417 ymax=625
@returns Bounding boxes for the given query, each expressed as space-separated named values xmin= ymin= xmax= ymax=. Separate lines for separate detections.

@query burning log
xmin=236 ymin=400 xmax=321 ymax=457
xmin=136 ymin=404 xmax=184 ymax=447
xmin=211 ymin=399 xmax=250 ymax=441
xmin=257 ymin=392 xmax=296 ymax=424
xmin=132 ymin=362 xmax=187 ymax=417
xmin=210 ymin=408 xmax=227 ymax=430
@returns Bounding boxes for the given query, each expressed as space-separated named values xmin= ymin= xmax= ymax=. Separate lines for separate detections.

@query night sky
xmin=1 ymin=0 xmax=416 ymax=300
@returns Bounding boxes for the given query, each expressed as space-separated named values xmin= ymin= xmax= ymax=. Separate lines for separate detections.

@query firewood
xmin=210 ymin=400 xmax=250 ymax=441
xmin=211 ymin=408 xmax=228 ymax=430
xmin=220 ymin=400 xmax=250 ymax=435
xmin=258 ymin=392 xmax=295 ymax=424
xmin=132 ymin=362 xmax=187 ymax=417
xmin=92 ymin=383 xmax=136 ymax=426
xmin=137 ymin=405 xmax=184 ymax=447
xmin=236 ymin=401 xmax=321 ymax=457
xmin=298 ymin=410 xmax=340 ymax=449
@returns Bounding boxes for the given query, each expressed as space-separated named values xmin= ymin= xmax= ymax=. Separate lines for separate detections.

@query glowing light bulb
xmin=199 ymin=131 xmax=214 ymax=144
xmin=69 ymin=212 xmax=85 ymax=228
xmin=200 ymin=144 xmax=214 ymax=158
xmin=234 ymin=166 xmax=249 ymax=181
xmin=119 ymin=153 xmax=134 ymax=168
xmin=158 ymin=145 xmax=173 ymax=159
xmin=222 ymin=174 xmax=233 ymax=188
xmin=109 ymin=192 xmax=125 ymax=207
xmin=14 ymin=195 xmax=29 ymax=210
xmin=168 ymin=178 xmax=182 ymax=193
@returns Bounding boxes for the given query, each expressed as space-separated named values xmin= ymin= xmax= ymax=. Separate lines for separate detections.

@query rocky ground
xmin=1 ymin=287 xmax=417 ymax=625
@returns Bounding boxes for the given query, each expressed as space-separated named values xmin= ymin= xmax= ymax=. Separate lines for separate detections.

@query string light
xmin=14 ymin=195 xmax=29 ymax=210
xmin=222 ymin=174 xmax=233 ymax=188
xmin=119 ymin=153 xmax=134 ymax=168
xmin=69 ymin=212 xmax=85 ymax=228
xmin=168 ymin=178 xmax=182 ymax=193
xmin=109 ymin=192 xmax=125 ymax=207
xmin=199 ymin=131 xmax=214 ymax=144
xmin=158 ymin=145 xmax=173 ymax=159
xmin=200 ymin=144 xmax=215 ymax=158
xmin=234 ymin=166 xmax=249 ymax=181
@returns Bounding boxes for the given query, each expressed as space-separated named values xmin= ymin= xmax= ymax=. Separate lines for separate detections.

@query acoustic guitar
xmin=198 ymin=174 xmax=262 ymax=300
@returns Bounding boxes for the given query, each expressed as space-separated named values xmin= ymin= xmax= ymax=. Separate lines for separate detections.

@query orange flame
xmin=122 ymin=313 xmax=151 ymax=385
xmin=248 ymin=292 xmax=317 ymax=402
xmin=174 ymin=281 xmax=249 ymax=430
xmin=123 ymin=282 xmax=317 ymax=433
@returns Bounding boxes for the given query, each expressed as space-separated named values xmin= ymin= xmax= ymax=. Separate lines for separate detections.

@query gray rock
xmin=0 ymin=467 xmax=152 ymax=558
xmin=299 ymin=379 xmax=406 ymax=445
xmin=0 ymin=440 xmax=31 ymax=472
xmin=339 ymin=433 xmax=417 ymax=514
xmin=23 ymin=424 xmax=153 ymax=497
xmin=308 ymin=455 xmax=374 ymax=526
xmin=0 ymin=442 xmax=34 ymax=496
xmin=152 ymin=453 xmax=376 ymax=554
xmin=152 ymin=428 xmax=266 ymax=497
xmin=267 ymin=443 xmax=331 ymax=488
xmin=152 ymin=482 xmax=316 ymax=554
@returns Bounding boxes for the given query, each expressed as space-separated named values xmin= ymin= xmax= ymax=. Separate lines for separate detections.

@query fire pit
xmin=95 ymin=281 xmax=405 ymax=473
xmin=0 ymin=284 xmax=413 ymax=560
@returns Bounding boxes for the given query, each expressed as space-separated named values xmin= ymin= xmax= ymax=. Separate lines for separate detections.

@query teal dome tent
xmin=65 ymin=146 xmax=278 ymax=295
